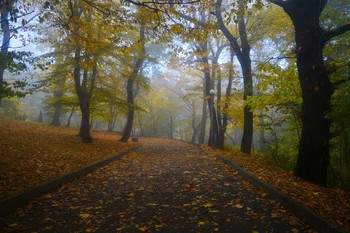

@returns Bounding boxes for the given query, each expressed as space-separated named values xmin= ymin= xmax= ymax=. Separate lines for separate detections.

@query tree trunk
xmin=169 ymin=115 xmax=173 ymax=139
xmin=71 ymin=2 xmax=94 ymax=143
xmin=119 ymin=78 xmax=135 ymax=142
xmin=0 ymin=3 xmax=11 ymax=104
xmin=210 ymin=41 xmax=227 ymax=149
xmin=50 ymin=91 xmax=63 ymax=126
xmin=66 ymin=106 xmax=74 ymax=127
xmin=198 ymin=97 xmax=207 ymax=144
xmin=119 ymin=25 xmax=145 ymax=142
xmin=38 ymin=110 xmax=43 ymax=123
xmin=79 ymin=100 xmax=92 ymax=143
xmin=220 ymin=48 xmax=235 ymax=149
xmin=259 ymin=111 xmax=267 ymax=151
xmin=107 ymin=106 xmax=118 ymax=131
xmin=190 ymin=101 xmax=198 ymax=143
xmin=240 ymin=61 xmax=254 ymax=154
xmin=208 ymin=96 xmax=220 ymax=148
xmin=137 ymin=111 xmax=144 ymax=136
xmin=198 ymin=40 xmax=220 ymax=148
xmin=280 ymin=1 xmax=332 ymax=185
xmin=216 ymin=68 xmax=224 ymax=149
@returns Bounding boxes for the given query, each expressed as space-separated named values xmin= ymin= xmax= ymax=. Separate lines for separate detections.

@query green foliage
xmin=329 ymin=68 xmax=350 ymax=189
xmin=259 ymin=113 xmax=299 ymax=171
xmin=0 ymin=51 xmax=32 ymax=100
xmin=0 ymin=80 xmax=29 ymax=100
xmin=0 ymin=51 xmax=31 ymax=74
xmin=0 ymin=98 xmax=24 ymax=119
xmin=246 ymin=62 xmax=301 ymax=170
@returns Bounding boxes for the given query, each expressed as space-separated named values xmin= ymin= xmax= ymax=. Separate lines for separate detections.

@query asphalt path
xmin=1 ymin=138 xmax=315 ymax=232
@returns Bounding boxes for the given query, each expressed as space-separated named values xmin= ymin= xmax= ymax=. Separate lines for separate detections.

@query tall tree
xmin=270 ymin=0 xmax=350 ymax=185
xmin=119 ymin=25 xmax=146 ymax=142
xmin=215 ymin=0 xmax=254 ymax=154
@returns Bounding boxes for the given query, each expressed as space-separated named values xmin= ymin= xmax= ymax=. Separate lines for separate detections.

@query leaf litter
xmin=202 ymin=146 xmax=350 ymax=232
xmin=1 ymin=135 xmax=319 ymax=232
xmin=0 ymin=120 xmax=133 ymax=200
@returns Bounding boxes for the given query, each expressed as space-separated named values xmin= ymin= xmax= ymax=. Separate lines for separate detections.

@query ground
xmin=2 ymin=138 xmax=316 ymax=232
xmin=0 ymin=120 xmax=349 ymax=232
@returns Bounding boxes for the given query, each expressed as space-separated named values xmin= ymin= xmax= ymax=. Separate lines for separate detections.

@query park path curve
xmin=1 ymin=138 xmax=314 ymax=232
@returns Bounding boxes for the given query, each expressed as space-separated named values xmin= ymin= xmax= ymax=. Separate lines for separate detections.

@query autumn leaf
xmin=203 ymin=203 xmax=213 ymax=208
xmin=138 ymin=225 xmax=148 ymax=232
xmin=80 ymin=213 xmax=91 ymax=219
xmin=0 ymin=120 xmax=133 ymax=200
xmin=147 ymin=203 xmax=158 ymax=206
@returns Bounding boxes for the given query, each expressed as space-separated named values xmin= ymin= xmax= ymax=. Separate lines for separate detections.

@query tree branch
xmin=175 ymin=11 xmax=207 ymax=27
xmin=324 ymin=23 xmax=350 ymax=42
xmin=268 ymin=0 xmax=288 ymax=8
xmin=215 ymin=0 xmax=243 ymax=61
xmin=125 ymin=0 xmax=200 ymax=5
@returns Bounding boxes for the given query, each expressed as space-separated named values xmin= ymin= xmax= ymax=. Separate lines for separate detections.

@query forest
xmin=0 ymin=0 xmax=350 ymax=191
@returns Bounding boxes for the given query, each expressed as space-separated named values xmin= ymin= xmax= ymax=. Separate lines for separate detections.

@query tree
xmin=0 ymin=0 xmax=33 ymax=103
xmin=119 ymin=25 xmax=146 ymax=142
xmin=42 ymin=0 xmax=131 ymax=142
xmin=270 ymin=0 xmax=350 ymax=185
xmin=214 ymin=0 xmax=255 ymax=154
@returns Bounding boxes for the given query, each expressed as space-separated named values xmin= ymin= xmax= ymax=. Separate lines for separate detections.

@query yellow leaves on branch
xmin=171 ymin=24 xmax=184 ymax=35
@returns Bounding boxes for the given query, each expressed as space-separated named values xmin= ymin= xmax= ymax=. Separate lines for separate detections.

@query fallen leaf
xmin=138 ymin=225 xmax=148 ymax=232
xmin=80 ymin=213 xmax=91 ymax=219
xmin=203 ymin=203 xmax=213 ymax=208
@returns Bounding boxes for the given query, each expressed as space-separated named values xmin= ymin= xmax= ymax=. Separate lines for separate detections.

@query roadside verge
xmin=216 ymin=155 xmax=346 ymax=233
xmin=0 ymin=145 xmax=141 ymax=218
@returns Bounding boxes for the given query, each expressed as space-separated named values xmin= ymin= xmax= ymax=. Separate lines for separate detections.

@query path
xmin=1 ymin=138 xmax=314 ymax=232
